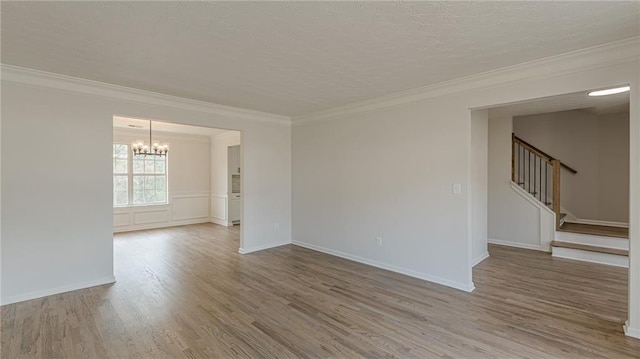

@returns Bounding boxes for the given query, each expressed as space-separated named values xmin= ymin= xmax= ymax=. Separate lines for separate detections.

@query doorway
xmin=470 ymin=85 xmax=633 ymax=336
xmin=112 ymin=115 xmax=243 ymax=246
xmin=482 ymin=88 xmax=630 ymax=258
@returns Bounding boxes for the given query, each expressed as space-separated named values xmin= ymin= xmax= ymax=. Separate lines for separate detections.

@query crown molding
xmin=294 ymin=37 xmax=640 ymax=125
xmin=4 ymin=36 xmax=638 ymax=127
xmin=0 ymin=64 xmax=292 ymax=126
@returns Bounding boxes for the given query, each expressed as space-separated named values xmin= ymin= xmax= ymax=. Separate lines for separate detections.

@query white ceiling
xmin=113 ymin=116 xmax=231 ymax=137
xmin=2 ymin=2 xmax=639 ymax=116
xmin=488 ymin=88 xmax=630 ymax=119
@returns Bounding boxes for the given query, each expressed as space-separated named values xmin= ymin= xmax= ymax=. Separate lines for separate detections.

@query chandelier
xmin=132 ymin=120 xmax=169 ymax=156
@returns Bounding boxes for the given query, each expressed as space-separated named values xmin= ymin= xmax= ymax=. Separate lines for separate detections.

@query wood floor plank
xmin=2 ymin=223 xmax=639 ymax=358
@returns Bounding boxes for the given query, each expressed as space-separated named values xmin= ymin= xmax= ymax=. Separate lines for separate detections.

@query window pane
xmin=144 ymin=159 xmax=155 ymax=174
xmin=114 ymin=159 xmax=127 ymax=174
xmin=133 ymin=190 xmax=144 ymax=204
xmin=113 ymin=144 xmax=129 ymax=160
xmin=155 ymin=177 xmax=166 ymax=191
xmin=133 ymin=158 xmax=144 ymax=174
xmin=133 ymin=175 xmax=144 ymax=189
xmin=115 ymin=190 xmax=128 ymax=206
xmin=144 ymin=190 xmax=156 ymax=203
xmin=155 ymin=159 xmax=165 ymax=174
xmin=114 ymin=175 xmax=127 ymax=191
xmin=116 ymin=144 xmax=129 ymax=159
xmin=155 ymin=190 xmax=166 ymax=202
xmin=144 ymin=176 xmax=155 ymax=189
xmin=113 ymin=176 xmax=128 ymax=206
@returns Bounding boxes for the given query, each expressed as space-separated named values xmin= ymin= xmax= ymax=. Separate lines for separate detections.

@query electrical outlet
xmin=452 ymin=183 xmax=462 ymax=195
xmin=375 ymin=236 xmax=383 ymax=246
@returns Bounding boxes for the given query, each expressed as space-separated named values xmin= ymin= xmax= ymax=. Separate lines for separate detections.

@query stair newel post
xmin=552 ymin=159 xmax=561 ymax=230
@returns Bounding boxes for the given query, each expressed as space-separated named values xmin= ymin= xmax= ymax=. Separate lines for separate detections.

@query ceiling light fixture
xmin=588 ymin=86 xmax=630 ymax=96
xmin=132 ymin=121 xmax=169 ymax=156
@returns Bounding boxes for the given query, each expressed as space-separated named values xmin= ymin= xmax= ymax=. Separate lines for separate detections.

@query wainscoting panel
xmin=211 ymin=194 xmax=228 ymax=224
xmin=113 ymin=193 xmax=212 ymax=233
xmin=172 ymin=195 xmax=209 ymax=221
xmin=134 ymin=208 xmax=171 ymax=225
xmin=113 ymin=212 xmax=131 ymax=227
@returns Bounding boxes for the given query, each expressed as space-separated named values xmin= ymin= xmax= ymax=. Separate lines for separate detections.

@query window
xmin=132 ymin=155 xmax=167 ymax=205
xmin=113 ymin=144 xmax=129 ymax=206
xmin=113 ymin=144 xmax=167 ymax=206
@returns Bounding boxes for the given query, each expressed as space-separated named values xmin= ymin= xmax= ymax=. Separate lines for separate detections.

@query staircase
xmin=512 ymin=134 xmax=629 ymax=267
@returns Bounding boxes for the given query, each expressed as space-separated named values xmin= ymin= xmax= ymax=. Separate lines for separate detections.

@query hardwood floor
xmin=2 ymin=223 xmax=639 ymax=358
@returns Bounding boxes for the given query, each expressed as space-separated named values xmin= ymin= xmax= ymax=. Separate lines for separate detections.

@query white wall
xmin=1 ymin=69 xmax=292 ymax=305
xmin=113 ymin=128 xmax=212 ymax=232
xmin=487 ymin=116 xmax=555 ymax=250
xmin=470 ymin=110 xmax=489 ymax=266
xmin=210 ymin=131 xmax=241 ymax=226
xmin=293 ymin=101 xmax=474 ymax=291
xmin=513 ymin=109 xmax=629 ymax=223
xmin=293 ymin=45 xmax=639 ymax=308
xmin=291 ymin=99 xmax=550 ymax=293
xmin=2 ymin=84 xmax=115 ymax=304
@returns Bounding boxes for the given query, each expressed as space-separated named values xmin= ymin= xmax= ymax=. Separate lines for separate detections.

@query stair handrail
xmin=512 ymin=134 xmax=578 ymax=174
xmin=511 ymin=133 xmax=577 ymax=230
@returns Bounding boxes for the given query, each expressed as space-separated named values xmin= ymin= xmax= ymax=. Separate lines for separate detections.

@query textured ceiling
xmin=489 ymin=88 xmax=630 ymax=119
xmin=2 ymin=1 xmax=639 ymax=116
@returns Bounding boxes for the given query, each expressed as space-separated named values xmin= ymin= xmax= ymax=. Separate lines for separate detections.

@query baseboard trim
xmin=292 ymin=241 xmax=475 ymax=293
xmin=573 ymin=219 xmax=629 ymax=228
xmin=472 ymin=252 xmax=490 ymax=267
xmin=113 ymin=218 xmax=212 ymax=233
xmin=1 ymin=276 xmax=116 ymax=306
xmin=238 ymin=241 xmax=290 ymax=254
xmin=488 ymin=239 xmax=546 ymax=252
xmin=210 ymin=218 xmax=230 ymax=227
xmin=624 ymin=321 xmax=640 ymax=339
